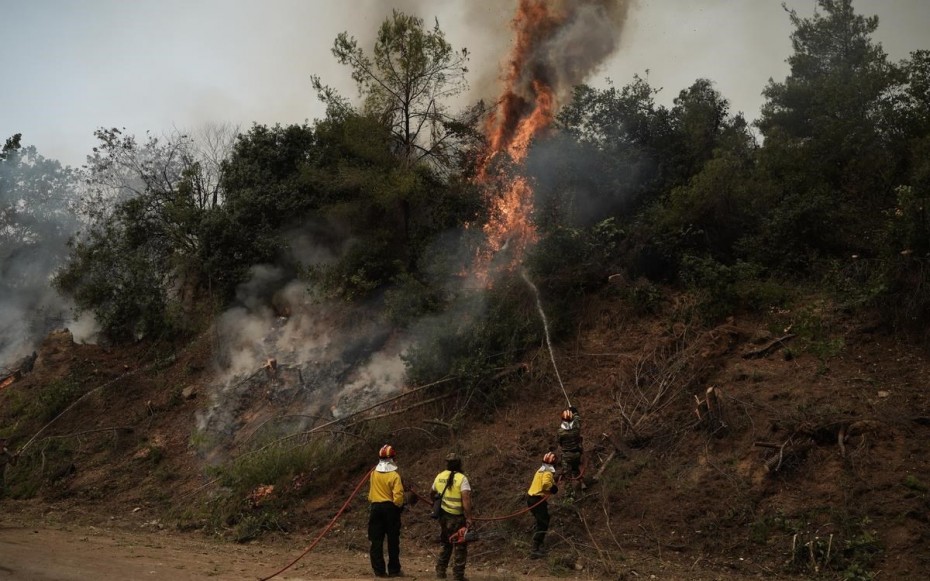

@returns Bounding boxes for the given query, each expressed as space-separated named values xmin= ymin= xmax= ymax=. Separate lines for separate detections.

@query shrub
xmin=33 ymin=377 xmax=85 ymax=422
xmin=680 ymin=255 xmax=791 ymax=321
xmin=524 ymin=218 xmax=623 ymax=331
xmin=198 ymin=435 xmax=358 ymax=540
xmin=214 ymin=436 xmax=348 ymax=497
xmin=403 ymin=274 xmax=539 ymax=408
xmin=383 ymin=272 xmax=441 ymax=326
xmin=4 ymin=439 xmax=76 ymax=499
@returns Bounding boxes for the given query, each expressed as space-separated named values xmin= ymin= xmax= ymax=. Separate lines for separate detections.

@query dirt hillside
xmin=2 ymin=292 xmax=929 ymax=580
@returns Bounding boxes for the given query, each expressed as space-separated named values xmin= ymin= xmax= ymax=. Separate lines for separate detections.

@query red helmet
xmin=561 ymin=409 xmax=573 ymax=422
xmin=542 ymin=452 xmax=557 ymax=464
xmin=378 ymin=444 xmax=396 ymax=459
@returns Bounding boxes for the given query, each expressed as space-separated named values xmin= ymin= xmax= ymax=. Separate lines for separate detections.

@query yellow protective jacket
xmin=432 ymin=470 xmax=466 ymax=515
xmin=368 ymin=469 xmax=405 ymax=507
xmin=527 ymin=467 xmax=556 ymax=497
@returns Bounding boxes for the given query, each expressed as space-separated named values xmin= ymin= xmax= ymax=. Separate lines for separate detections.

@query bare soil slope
xmin=2 ymin=295 xmax=929 ymax=580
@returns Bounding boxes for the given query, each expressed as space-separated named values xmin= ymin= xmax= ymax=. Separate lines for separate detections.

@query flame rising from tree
xmin=476 ymin=0 xmax=632 ymax=275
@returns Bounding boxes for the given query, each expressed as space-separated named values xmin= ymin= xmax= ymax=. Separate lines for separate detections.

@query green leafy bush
xmin=195 ymin=436 xmax=358 ymax=540
xmin=680 ymin=256 xmax=791 ymax=321
xmin=33 ymin=377 xmax=85 ymax=422
xmin=403 ymin=274 xmax=538 ymax=408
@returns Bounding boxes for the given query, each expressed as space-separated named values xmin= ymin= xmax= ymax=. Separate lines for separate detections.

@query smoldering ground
xmin=193 ymin=228 xmax=486 ymax=460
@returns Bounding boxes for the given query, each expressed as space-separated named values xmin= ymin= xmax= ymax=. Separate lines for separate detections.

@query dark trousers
xmin=561 ymin=450 xmax=582 ymax=478
xmin=437 ymin=511 xmax=468 ymax=580
xmin=528 ymin=496 xmax=550 ymax=550
xmin=368 ymin=502 xmax=402 ymax=575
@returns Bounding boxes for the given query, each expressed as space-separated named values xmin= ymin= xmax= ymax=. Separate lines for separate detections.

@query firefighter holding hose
xmin=557 ymin=406 xmax=583 ymax=492
xmin=527 ymin=451 xmax=558 ymax=559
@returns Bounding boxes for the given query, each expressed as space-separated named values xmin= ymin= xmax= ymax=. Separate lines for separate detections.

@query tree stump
xmin=694 ymin=386 xmax=727 ymax=434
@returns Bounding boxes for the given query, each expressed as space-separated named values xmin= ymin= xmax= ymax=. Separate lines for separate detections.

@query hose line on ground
xmin=259 ymin=468 xmax=374 ymax=581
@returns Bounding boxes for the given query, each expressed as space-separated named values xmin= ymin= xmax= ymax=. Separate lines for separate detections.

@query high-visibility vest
xmin=432 ymin=470 xmax=466 ymax=515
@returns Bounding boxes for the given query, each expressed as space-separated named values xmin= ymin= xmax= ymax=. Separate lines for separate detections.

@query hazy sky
xmin=3 ymin=0 xmax=929 ymax=168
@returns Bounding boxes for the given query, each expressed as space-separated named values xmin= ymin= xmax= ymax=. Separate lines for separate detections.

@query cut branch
xmin=743 ymin=334 xmax=796 ymax=359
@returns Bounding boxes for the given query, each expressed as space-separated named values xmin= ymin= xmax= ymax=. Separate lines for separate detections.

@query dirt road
xmin=0 ymin=524 xmax=619 ymax=581
xmin=0 ymin=503 xmax=778 ymax=581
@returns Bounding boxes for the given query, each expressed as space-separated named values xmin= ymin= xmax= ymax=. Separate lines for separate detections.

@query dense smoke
xmin=490 ymin=0 xmax=632 ymax=152
xmin=0 ymin=140 xmax=86 ymax=369
xmin=196 ymin=248 xmax=408 ymax=457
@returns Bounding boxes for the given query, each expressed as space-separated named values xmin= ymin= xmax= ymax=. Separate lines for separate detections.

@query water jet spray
xmin=520 ymin=269 xmax=571 ymax=408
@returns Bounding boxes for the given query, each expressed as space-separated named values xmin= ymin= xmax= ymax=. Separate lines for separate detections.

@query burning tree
xmin=476 ymin=0 xmax=633 ymax=273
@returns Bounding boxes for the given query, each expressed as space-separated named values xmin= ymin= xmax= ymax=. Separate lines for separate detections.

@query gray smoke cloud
xmin=194 ymin=219 xmax=498 ymax=458
xmin=195 ymin=242 xmax=408 ymax=457
xmin=0 ymin=141 xmax=85 ymax=370
xmin=512 ymin=0 xmax=633 ymax=102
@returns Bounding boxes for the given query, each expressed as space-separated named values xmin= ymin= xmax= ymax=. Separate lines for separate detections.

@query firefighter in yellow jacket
xmin=368 ymin=444 xmax=405 ymax=578
xmin=527 ymin=451 xmax=559 ymax=559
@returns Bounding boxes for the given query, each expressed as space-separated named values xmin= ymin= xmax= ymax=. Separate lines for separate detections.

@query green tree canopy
xmin=754 ymin=0 xmax=899 ymax=262
xmin=1 ymin=135 xmax=82 ymax=361
xmin=316 ymin=10 xmax=473 ymax=172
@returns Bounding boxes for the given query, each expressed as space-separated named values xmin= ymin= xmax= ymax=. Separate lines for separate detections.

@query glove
xmin=569 ymin=406 xmax=578 ymax=414
xmin=549 ymin=485 xmax=559 ymax=495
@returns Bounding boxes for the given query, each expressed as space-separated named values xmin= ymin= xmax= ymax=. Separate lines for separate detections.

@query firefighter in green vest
xmin=431 ymin=452 xmax=474 ymax=581
xmin=557 ymin=406 xmax=583 ymax=483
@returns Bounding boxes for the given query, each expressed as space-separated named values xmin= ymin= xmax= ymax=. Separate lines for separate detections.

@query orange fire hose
xmin=259 ymin=467 xmax=374 ymax=581
xmin=409 ymin=490 xmax=551 ymax=523
xmin=262 ymin=468 xmax=570 ymax=579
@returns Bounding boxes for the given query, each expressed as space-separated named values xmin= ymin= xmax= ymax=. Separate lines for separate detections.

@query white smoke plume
xmin=196 ymin=250 xmax=408 ymax=456
xmin=0 ymin=140 xmax=85 ymax=369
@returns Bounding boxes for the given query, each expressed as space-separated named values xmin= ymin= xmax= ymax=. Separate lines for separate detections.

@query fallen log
xmin=591 ymin=433 xmax=625 ymax=482
xmin=0 ymin=372 xmax=19 ymax=391
xmin=592 ymin=449 xmax=617 ymax=482
xmin=742 ymin=334 xmax=796 ymax=359
xmin=764 ymin=438 xmax=815 ymax=473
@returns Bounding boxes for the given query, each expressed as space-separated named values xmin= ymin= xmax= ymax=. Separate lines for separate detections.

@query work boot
xmin=530 ymin=540 xmax=546 ymax=559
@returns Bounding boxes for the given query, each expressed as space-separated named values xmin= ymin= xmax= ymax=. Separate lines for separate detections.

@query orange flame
xmin=466 ymin=0 xmax=630 ymax=283
xmin=475 ymin=1 xmax=567 ymax=278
